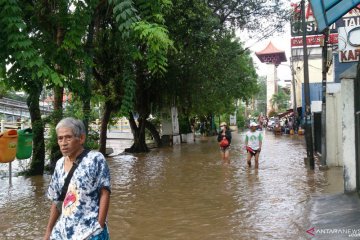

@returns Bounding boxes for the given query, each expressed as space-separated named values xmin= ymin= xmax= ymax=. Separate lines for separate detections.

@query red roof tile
xmin=255 ymin=41 xmax=287 ymax=64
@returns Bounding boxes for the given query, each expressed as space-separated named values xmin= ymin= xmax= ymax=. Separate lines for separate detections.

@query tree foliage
xmin=0 ymin=0 xmax=61 ymax=87
xmin=110 ymin=0 xmax=174 ymax=76
xmin=162 ymin=0 xmax=259 ymax=125
xmin=208 ymin=0 xmax=291 ymax=39
xmin=0 ymin=0 xmax=291 ymax=172
xmin=254 ymin=76 xmax=267 ymax=114
xmin=108 ymin=0 xmax=175 ymax=152
xmin=0 ymin=0 xmax=63 ymax=175
xmin=271 ymin=87 xmax=290 ymax=112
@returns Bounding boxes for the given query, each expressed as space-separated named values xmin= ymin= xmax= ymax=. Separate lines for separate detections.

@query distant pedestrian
xmin=200 ymin=122 xmax=205 ymax=136
xmin=217 ymin=122 xmax=232 ymax=163
xmin=245 ymin=122 xmax=263 ymax=168
xmin=265 ymin=116 xmax=269 ymax=127
xmin=16 ymin=117 xmax=21 ymax=129
xmin=288 ymin=118 xmax=293 ymax=130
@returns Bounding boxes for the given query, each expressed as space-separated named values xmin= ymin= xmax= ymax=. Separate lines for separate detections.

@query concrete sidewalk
xmin=106 ymin=130 xmax=133 ymax=139
xmin=307 ymin=192 xmax=360 ymax=239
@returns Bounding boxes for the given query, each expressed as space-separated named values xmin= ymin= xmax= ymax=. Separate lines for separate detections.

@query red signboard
xmin=290 ymin=33 xmax=338 ymax=47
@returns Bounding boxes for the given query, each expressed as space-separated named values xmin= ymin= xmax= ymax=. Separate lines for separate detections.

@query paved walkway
xmin=106 ymin=130 xmax=133 ymax=139
xmin=307 ymin=191 xmax=360 ymax=239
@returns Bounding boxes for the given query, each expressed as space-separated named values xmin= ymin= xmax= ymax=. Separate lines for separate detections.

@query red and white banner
xmin=290 ymin=33 xmax=338 ymax=47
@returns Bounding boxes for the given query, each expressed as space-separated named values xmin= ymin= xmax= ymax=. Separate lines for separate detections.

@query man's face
xmin=57 ymin=127 xmax=85 ymax=158
xmin=250 ymin=126 xmax=257 ymax=132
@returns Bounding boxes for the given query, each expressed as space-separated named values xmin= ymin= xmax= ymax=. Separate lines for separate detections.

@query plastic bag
xmin=219 ymin=138 xmax=229 ymax=148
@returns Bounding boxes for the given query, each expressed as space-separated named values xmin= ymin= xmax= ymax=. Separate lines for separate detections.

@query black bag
xmin=56 ymin=149 xmax=90 ymax=214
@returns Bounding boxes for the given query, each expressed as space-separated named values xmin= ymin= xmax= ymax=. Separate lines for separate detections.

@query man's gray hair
xmin=56 ymin=117 xmax=86 ymax=137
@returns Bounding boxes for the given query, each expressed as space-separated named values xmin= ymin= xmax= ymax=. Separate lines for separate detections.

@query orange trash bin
xmin=0 ymin=129 xmax=18 ymax=163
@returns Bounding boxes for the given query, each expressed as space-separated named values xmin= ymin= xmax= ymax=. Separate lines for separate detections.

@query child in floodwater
xmin=245 ymin=122 xmax=263 ymax=168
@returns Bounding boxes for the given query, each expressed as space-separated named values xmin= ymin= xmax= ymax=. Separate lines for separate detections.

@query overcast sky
xmin=241 ymin=23 xmax=293 ymax=83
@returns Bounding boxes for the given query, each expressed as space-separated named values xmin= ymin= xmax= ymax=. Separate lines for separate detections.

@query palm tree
xmin=270 ymin=88 xmax=290 ymax=112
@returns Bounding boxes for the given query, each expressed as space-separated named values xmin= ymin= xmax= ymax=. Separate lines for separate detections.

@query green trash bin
xmin=16 ymin=128 xmax=33 ymax=160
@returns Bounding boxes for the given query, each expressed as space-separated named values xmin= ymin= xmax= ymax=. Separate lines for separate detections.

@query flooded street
xmin=0 ymin=130 xmax=343 ymax=239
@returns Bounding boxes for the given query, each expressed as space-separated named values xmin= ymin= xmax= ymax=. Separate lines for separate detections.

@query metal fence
xmin=0 ymin=97 xmax=51 ymax=120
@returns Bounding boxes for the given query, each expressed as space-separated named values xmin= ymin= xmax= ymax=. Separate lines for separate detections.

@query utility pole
xmin=301 ymin=0 xmax=315 ymax=169
xmin=290 ymin=57 xmax=298 ymax=127
xmin=321 ymin=28 xmax=329 ymax=167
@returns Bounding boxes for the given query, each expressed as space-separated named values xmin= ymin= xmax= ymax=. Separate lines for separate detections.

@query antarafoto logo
xmin=306 ymin=227 xmax=315 ymax=236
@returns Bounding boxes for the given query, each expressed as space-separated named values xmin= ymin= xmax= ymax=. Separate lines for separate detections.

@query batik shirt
xmin=47 ymin=151 xmax=111 ymax=240
xmin=245 ymin=130 xmax=263 ymax=150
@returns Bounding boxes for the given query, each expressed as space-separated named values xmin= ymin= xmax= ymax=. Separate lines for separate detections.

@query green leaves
xmin=110 ymin=0 xmax=173 ymax=75
xmin=0 ymin=0 xmax=61 ymax=88
xmin=271 ymin=87 xmax=290 ymax=112
xmin=119 ymin=71 xmax=136 ymax=116
xmin=111 ymin=0 xmax=139 ymax=36
xmin=133 ymin=21 xmax=173 ymax=74
xmin=160 ymin=0 xmax=260 ymax=118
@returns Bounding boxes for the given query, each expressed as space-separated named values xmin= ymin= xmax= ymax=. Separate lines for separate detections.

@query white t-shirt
xmin=245 ymin=130 xmax=263 ymax=150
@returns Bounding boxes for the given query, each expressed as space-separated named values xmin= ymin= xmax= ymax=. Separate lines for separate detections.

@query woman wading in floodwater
xmin=217 ymin=122 xmax=232 ymax=163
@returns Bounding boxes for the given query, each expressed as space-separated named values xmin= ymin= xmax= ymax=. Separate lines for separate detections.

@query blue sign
xmin=310 ymin=0 xmax=360 ymax=32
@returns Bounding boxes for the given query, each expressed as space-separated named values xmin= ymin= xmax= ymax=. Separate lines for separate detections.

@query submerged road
xmin=0 ymin=129 xmax=344 ymax=239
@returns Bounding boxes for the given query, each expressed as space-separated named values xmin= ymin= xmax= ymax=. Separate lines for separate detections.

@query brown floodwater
xmin=0 ymin=130 xmax=343 ymax=239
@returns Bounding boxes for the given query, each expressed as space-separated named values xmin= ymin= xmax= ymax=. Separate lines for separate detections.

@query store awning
xmin=309 ymin=0 xmax=360 ymax=32
xmin=277 ymin=109 xmax=294 ymax=119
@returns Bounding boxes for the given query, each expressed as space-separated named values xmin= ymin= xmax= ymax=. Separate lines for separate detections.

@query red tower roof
xmin=255 ymin=41 xmax=287 ymax=66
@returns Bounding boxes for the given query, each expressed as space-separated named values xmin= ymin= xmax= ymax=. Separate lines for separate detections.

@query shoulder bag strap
xmin=58 ymin=149 xmax=90 ymax=201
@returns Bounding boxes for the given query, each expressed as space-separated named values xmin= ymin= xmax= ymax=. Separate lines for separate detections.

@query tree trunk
xmin=48 ymin=22 xmax=65 ymax=170
xmin=49 ymin=85 xmax=63 ymax=170
xmin=145 ymin=120 xmax=162 ymax=147
xmin=83 ymin=17 xmax=95 ymax=134
xmin=27 ymin=86 xmax=45 ymax=175
xmin=126 ymin=112 xmax=149 ymax=153
xmin=98 ymin=101 xmax=112 ymax=155
xmin=127 ymin=47 xmax=152 ymax=153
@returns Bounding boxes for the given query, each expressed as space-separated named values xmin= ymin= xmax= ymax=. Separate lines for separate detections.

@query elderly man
xmin=44 ymin=117 xmax=111 ymax=240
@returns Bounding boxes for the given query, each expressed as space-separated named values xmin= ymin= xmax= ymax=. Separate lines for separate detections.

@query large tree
xmin=1 ymin=0 xmax=106 ymax=173
xmin=1 ymin=0 xmax=290 ymax=164
xmin=92 ymin=10 xmax=130 ymax=155
xmin=110 ymin=0 xmax=174 ymax=152
xmin=162 ymin=1 xmax=259 ymax=130
xmin=39 ymin=1 xmax=102 ymax=168
xmin=0 ymin=0 xmax=62 ymax=175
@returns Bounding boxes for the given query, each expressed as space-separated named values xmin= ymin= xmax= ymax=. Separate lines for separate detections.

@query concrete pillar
xmin=326 ymin=87 xmax=342 ymax=166
xmin=341 ymin=77 xmax=356 ymax=192
xmin=171 ymin=106 xmax=180 ymax=145
xmin=266 ymin=63 xmax=278 ymax=115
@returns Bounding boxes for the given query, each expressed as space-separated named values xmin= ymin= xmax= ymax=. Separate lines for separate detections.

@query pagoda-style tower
xmin=255 ymin=41 xmax=287 ymax=116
